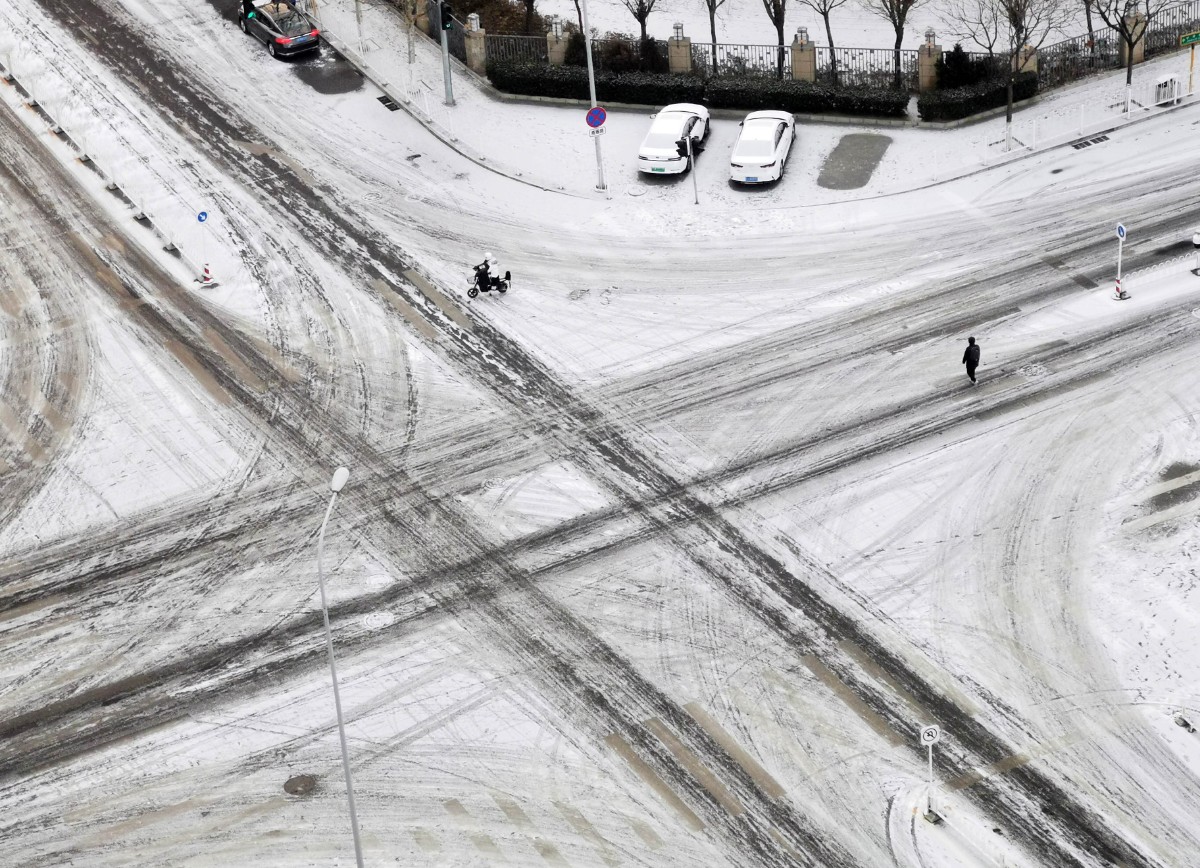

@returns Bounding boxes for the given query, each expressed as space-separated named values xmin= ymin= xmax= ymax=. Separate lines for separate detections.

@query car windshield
xmin=276 ymin=11 xmax=312 ymax=35
xmin=733 ymin=123 xmax=779 ymax=159
xmin=642 ymin=113 xmax=690 ymax=149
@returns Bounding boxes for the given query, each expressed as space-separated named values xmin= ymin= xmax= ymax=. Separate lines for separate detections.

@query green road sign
xmin=1181 ymin=30 xmax=1200 ymax=47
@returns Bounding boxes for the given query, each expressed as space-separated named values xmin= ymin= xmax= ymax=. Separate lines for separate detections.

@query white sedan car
xmin=730 ymin=110 xmax=795 ymax=184
xmin=637 ymin=103 xmax=710 ymax=175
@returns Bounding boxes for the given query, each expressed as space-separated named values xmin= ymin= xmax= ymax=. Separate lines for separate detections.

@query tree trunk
xmin=776 ymin=19 xmax=785 ymax=79
xmin=1005 ymin=73 xmax=1014 ymax=150
xmin=1125 ymin=32 xmax=1134 ymax=112
xmin=572 ymin=0 xmax=584 ymax=35
xmin=893 ymin=28 xmax=904 ymax=90
xmin=823 ymin=12 xmax=837 ymax=87
xmin=709 ymin=6 xmax=718 ymax=75
xmin=1083 ymin=0 xmax=1095 ymax=64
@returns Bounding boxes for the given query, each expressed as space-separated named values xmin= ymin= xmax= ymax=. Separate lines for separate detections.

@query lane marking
xmin=604 ymin=733 xmax=703 ymax=830
xmin=443 ymin=799 xmax=505 ymax=858
xmin=201 ymin=327 xmax=266 ymax=394
xmin=1122 ymin=500 xmax=1200 ymax=533
xmin=411 ymin=827 xmax=441 ymax=853
xmin=643 ymin=717 xmax=744 ymax=817
xmin=627 ymin=817 xmax=664 ymax=849
xmin=1134 ymin=468 xmax=1200 ymax=502
xmin=684 ymin=702 xmax=785 ymax=799
xmin=802 ymin=655 xmax=905 ymax=747
xmin=370 ymin=277 xmax=439 ymax=343
xmin=404 ymin=268 xmax=473 ymax=332
xmin=555 ymin=801 xmax=619 ymax=867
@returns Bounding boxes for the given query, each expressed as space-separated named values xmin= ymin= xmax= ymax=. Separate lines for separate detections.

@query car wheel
xmin=268 ymin=41 xmax=277 ymax=57
xmin=239 ymin=15 xmax=248 ymax=33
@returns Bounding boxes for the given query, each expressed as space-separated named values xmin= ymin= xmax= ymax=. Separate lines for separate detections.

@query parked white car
xmin=729 ymin=110 xmax=795 ymax=184
xmin=637 ymin=103 xmax=710 ymax=175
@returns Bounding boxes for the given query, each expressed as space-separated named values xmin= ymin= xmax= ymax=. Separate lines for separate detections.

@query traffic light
xmin=675 ymin=138 xmax=690 ymax=158
xmin=440 ymin=1 xmax=453 ymax=29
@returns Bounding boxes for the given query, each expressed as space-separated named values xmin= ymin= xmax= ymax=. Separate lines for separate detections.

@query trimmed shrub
xmin=602 ymin=71 xmax=705 ymax=105
xmin=486 ymin=61 xmax=598 ymax=99
xmin=706 ymin=78 xmax=908 ymax=118
xmin=917 ymin=72 xmax=1038 ymax=122
xmin=936 ymin=44 xmax=999 ymax=90
xmin=486 ymin=61 xmax=909 ymax=118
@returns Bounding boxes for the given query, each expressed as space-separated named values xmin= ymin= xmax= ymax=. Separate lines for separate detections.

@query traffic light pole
xmin=439 ymin=4 xmax=455 ymax=106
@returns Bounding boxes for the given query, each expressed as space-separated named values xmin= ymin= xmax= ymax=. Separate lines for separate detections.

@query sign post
xmin=1115 ymin=223 xmax=1130 ymax=300
xmin=1182 ymin=31 xmax=1200 ymax=95
xmin=920 ymin=724 xmax=942 ymax=822
xmin=578 ymin=0 xmax=606 ymax=193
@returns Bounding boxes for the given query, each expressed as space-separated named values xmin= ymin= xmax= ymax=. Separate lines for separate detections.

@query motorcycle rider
xmin=475 ymin=252 xmax=498 ymax=292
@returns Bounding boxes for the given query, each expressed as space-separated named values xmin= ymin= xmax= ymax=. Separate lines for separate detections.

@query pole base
xmin=923 ymin=809 xmax=944 ymax=825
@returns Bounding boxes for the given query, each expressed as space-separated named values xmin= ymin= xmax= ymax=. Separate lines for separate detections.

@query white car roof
xmin=739 ymin=118 xmax=782 ymax=139
xmin=660 ymin=103 xmax=707 ymax=115
xmin=743 ymin=110 xmax=793 ymax=123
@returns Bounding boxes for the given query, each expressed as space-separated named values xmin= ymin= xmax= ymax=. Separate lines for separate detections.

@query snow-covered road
xmin=2 ymin=0 xmax=1200 ymax=865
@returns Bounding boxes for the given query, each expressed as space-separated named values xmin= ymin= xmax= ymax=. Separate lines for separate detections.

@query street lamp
xmin=316 ymin=465 xmax=364 ymax=868
xmin=797 ymin=26 xmax=808 ymax=45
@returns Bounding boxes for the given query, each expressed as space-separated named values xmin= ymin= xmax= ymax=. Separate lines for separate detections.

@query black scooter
xmin=468 ymin=263 xmax=510 ymax=299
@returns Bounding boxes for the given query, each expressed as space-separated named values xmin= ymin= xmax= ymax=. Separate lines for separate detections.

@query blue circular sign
xmin=197 ymin=211 xmax=208 ymax=223
xmin=586 ymin=106 xmax=607 ymax=129
xmin=1116 ymin=222 xmax=1126 ymax=239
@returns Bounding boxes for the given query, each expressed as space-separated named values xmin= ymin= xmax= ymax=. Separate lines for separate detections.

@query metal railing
xmin=1037 ymin=30 xmax=1121 ymax=89
xmin=485 ymin=33 xmax=548 ymax=64
xmin=816 ymin=45 xmax=919 ymax=89
xmin=1145 ymin=0 xmax=1200 ymax=57
xmin=690 ymin=42 xmax=789 ymax=78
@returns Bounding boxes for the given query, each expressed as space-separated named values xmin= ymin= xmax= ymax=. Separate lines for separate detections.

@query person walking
xmin=962 ymin=336 xmax=981 ymax=384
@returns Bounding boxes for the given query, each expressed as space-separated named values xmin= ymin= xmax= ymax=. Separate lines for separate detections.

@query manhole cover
xmin=1018 ymin=363 xmax=1049 ymax=380
xmin=284 ymin=774 xmax=317 ymax=796
xmin=362 ymin=191 xmax=383 ymax=203
xmin=361 ymin=611 xmax=395 ymax=630
xmin=367 ymin=573 xmax=392 ymax=589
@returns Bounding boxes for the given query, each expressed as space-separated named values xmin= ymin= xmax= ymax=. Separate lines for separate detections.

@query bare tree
xmin=700 ymin=0 xmax=732 ymax=75
xmin=1092 ymin=0 xmax=1174 ymax=111
xmin=948 ymin=0 xmax=1002 ymax=55
xmin=861 ymin=0 xmax=922 ymax=89
xmin=762 ymin=0 xmax=788 ymax=78
xmin=798 ymin=0 xmax=852 ymax=85
xmin=622 ymin=0 xmax=660 ymax=41
xmin=947 ymin=0 xmax=1071 ymax=148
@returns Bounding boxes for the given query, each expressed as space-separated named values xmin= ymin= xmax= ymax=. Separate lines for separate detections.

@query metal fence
xmin=689 ymin=42 xmax=790 ymax=78
xmin=1038 ymin=31 xmax=1122 ymax=89
xmin=588 ymin=36 xmax=670 ymax=72
xmin=816 ymin=46 xmax=919 ymax=90
xmin=485 ymin=33 xmax=548 ymax=64
xmin=1145 ymin=0 xmax=1200 ymax=58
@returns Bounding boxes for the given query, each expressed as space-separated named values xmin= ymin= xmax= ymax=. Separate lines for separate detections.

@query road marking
xmin=1134 ymin=468 xmax=1200 ymax=502
xmin=370 ymin=277 xmax=439 ymax=343
xmin=643 ymin=717 xmax=744 ymax=817
xmin=946 ymin=751 xmax=1033 ymax=791
xmin=201 ymin=327 xmax=265 ymax=393
xmin=1122 ymin=500 xmax=1200 ymax=533
xmin=684 ymin=702 xmax=785 ymax=799
xmin=411 ymin=827 xmax=441 ymax=853
xmin=443 ymin=799 xmax=505 ymax=858
xmin=604 ymin=733 xmax=704 ymax=830
xmin=802 ymin=655 xmax=905 ymax=747
xmin=627 ymin=816 xmax=663 ymax=848
xmin=555 ymin=801 xmax=619 ymax=867
xmin=404 ymin=268 xmax=473 ymax=332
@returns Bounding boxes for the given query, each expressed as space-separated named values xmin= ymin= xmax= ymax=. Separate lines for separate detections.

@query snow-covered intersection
xmin=2 ymin=0 xmax=1200 ymax=865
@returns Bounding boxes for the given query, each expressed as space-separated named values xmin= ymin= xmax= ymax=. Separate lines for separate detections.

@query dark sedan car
xmin=238 ymin=0 xmax=321 ymax=58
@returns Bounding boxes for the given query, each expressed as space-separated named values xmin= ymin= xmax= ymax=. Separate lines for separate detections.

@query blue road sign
xmin=1116 ymin=223 xmax=1126 ymax=239
xmin=197 ymin=211 xmax=208 ymax=223
xmin=586 ymin=106 xmax=607 ymax=129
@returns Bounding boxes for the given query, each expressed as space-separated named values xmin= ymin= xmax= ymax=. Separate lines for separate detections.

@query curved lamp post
xmin=316 ymin=466 xmax=364 ymax=868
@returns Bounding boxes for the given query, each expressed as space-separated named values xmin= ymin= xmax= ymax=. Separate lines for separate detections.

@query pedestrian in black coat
xmin=963 ymin=336 xmax=981 ymax=384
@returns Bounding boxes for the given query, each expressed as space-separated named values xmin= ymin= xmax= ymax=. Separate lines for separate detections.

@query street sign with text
xmin=1181 ymin=30 xmax=1200 ymax=47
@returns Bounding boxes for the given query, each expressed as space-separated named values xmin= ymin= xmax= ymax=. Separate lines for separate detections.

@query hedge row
xmin=486 ymin=62 xmax=908 ymax=118
xmin=917 ymin=72 xmax=1038 ymax=122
